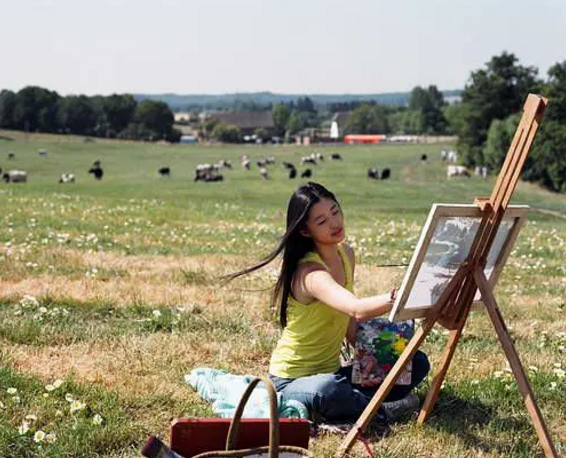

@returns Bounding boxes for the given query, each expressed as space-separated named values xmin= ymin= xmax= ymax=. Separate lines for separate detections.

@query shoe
xmin=381 ymin=393 xmax=419 ymax=421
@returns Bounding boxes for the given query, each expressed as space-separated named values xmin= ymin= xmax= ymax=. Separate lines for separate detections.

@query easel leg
xmin=336 ymin=319 xmax=436 ymax=457
xmin=418 ymin=277 xmax=477 ymax=424
xmin=417 ymin=309 xmax=469 ymax=424
xmin=474 ymin=268 xmax=558 ymax=458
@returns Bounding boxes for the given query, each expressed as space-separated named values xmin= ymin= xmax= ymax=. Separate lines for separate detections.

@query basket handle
xmin=225 ymin=377 xmax=279 ymax=458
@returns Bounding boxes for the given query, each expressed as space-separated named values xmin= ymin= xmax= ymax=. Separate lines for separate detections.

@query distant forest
xmin=133 ymin=90 xmax=463 ymax=111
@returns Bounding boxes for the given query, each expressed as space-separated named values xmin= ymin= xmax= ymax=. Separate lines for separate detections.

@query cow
xmin=330 ymin=153 xmax=343 ymax=161
xmin=381 ymin=168 xmax=391 ymax=180
xmin=447 ymin=165 xmax=470 ymax=178
xmin=259 ymin=166 xmax=269 ymax=180
xmin=3 ymin=170 xmax=27 ymax=183
xmin=288 ymin=167 xmax=297 ymax=179
xmin=215 ymin=159 xmax=232 ymax=169
xmin=301 ymin=156 xmax=317 ymax=165
xmin=38 ymin=149 xmax=48 ymax=157
xmin=421 ymin=154 xmax=428 ymax=162
xmin=59 ymin=173 xmax=75 ymax=183
xmin=282 ymin=161 xmax=295 ymax=170
xmin=159 ymin=167 xmax=171 ymax=177
xmin=194 ymin=166 xmax=223 ymax=182
xmin=241 ymin=155 xmax=251 ymax=170
xmin=474 ymin=166 xmax=488 ymax=178
xmin=7 ymin=152 xmax=15 ymax=160
xmin=301 ymin=169 xmax=312 ymax=178
xmin=88 ymin=166 xmax=104 ymax=180
xmin=367 ymin=168 xmax=378 ymax=180
xmin=256 ymin=159 xmax=267 ymax=168
xmin=447 ymin=150 xmax=458 ymax=163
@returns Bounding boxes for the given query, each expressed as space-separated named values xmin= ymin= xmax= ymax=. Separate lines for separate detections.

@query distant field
xmin=0 ymin=133 xmax=565 ymax=457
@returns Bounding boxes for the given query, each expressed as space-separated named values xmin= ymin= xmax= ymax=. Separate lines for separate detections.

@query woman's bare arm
xmin=303 ymin=269 xmax=393 ymax=321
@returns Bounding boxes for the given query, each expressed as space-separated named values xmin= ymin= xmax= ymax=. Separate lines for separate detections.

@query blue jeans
xmin=269 ymin=350 xmax=430 ymax=423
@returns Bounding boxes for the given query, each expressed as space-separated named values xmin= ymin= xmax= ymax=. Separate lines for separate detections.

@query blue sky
xmin=1 ymin=0 xmax=565 ymax=95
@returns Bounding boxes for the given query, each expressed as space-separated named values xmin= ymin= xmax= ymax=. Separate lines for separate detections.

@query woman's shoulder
xmin=341 ymin=243 xmax=355 ymax=265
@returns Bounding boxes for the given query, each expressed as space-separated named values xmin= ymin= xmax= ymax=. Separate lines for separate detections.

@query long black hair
xmin=226 ymin=182 xmax=340 ymax=327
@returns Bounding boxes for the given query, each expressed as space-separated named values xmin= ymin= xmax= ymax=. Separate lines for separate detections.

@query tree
xmin=296 ymin=97 xmax=315 ymax=113
xmin=0 ymin=90 xmax=17 ymax=128
xmin=213 ymin=124 xmax=241 ymax=143
xmin=484 ymin=114 xmax=520 ymax=171
xmin=103 ymin=94 xmax=137 ymax=136
xmin=12 ymin=86 xmax=61 ymax=132
xmin=458 ymin=52 xmax=540 ymax=166
xmin=522 ymin=61 xmax=566 ymax=192
xmin=524 ymin=121 xmax=566 ymax=192
xmin=287 ymin=113 xmax=302 ymax=135
xmin=345 ymin=104 xmax=389 ymax=134
xmin=272 ymin=103 xmax=290 ymax=137
xmin=409 ymin=87 xmax=430 ymax=111
xmin=388 ymin=109 xmax=424 ymax=134
xmin=133 ymin=100 xmax=174 ymax=140
xmin=408 ymin=85 xmax=447 ymax=134
xmin=58 ymin=95 xmax=99 ymax=135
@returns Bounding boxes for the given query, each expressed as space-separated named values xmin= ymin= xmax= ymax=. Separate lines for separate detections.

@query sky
xmin=1 ymin=0 xmax=565 ymax=96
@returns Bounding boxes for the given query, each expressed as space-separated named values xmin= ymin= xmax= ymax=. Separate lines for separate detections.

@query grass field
xmin=0 ymin=132 xmax=565 ymax=457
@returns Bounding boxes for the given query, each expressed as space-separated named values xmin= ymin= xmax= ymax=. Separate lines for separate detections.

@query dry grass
xmin=2 ymin=246 xmax=564 ymax=457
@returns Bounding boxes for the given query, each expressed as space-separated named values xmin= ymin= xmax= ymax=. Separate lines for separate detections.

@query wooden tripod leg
xmin=417 ymin=307 xmax=470 ymax=423
xmin=336 ymin=318 xmax=436 ymax=458
xmin=419 ymin=277 xmax=477 ymax=423
xmin=473 ymin=268 xmax=558 ymax=458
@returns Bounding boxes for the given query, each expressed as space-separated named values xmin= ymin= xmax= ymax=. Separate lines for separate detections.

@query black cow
xmin=289 ymin=168 xmax=297 ymax=179
xmin=7 ymin=152 xmax=15 ymax=160
xmin=367 ymin=168 xmax=378 ymax=180
xmin=330 ymin=153 xmax=343 ymax=161
xmin=159 ymin=167 xmax=171 ymax=177
xmin=421 ymin=154 xmax=428 ymax=162
xmin=282 ymin=161 xmax=295 ymax=170
xmin=381 ymin=168 xmax=391 ymax=180
xmin=88 ymin=166 xmax=104 ymax=180
xmin=301 ymin=169 xmax=312 ymax=178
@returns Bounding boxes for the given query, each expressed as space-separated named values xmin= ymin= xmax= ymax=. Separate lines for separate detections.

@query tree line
xmin=456 ymin=51 xmax=566 ymax=193
xmin=0 ymin=87 xmax=181 ymax=142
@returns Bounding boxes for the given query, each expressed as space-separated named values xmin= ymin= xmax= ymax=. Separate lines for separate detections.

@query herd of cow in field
xmin=0 ymin=147 xmax=489 ymax=185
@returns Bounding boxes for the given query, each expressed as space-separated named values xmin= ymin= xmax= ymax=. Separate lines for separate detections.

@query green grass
xmin=1 ymin=132 xmax=565 ymax=457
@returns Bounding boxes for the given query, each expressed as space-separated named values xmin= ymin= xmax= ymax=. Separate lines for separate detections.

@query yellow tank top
xmin=269 ymin=245 xmax=353 ymax=379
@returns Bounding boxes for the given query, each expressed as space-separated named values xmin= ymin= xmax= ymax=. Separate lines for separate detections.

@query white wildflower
xmin=53 ymin=379 xmax=63 ymax=388
xmin=65 ymin=393 xmax=74 ymax=402
xmin=25 ymin=414 xmax=37 ymax=422
xmin=70 ymin=400 xmax=86 ymax=413
xmin=152 ymin=309 xmax=162 ymax=319
xmin=7 ymin=387 xmax=17 ymax=395
xmin=45 ymin=384 xmax=55 ymax=392
xmin=33 ymin=430 xmax=46 ymax=443
xmin=92 ymin=414 xmax=103 ymax=425
xmin=45 ymin=433 xmax=57 ymax=443
xmin=18 ymin=421 xmax=30 ymax=435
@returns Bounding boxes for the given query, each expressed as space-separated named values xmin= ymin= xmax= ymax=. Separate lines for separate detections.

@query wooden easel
xmin=337 ymin=94 xmax=559 ymax=458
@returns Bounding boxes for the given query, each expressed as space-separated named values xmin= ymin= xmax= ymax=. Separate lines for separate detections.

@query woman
xmin=228 ymin=182 xmax=429 ymax=423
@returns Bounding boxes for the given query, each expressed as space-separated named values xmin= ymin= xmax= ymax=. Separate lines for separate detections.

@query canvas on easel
xmin=389 ymin=204 xmax=528 ymax=321
xmin=337 ymin=94 xmax=559 ymax=458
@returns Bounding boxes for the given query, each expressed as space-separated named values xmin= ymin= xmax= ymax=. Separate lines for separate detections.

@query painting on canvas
xmin=389 ymin=204 xmax=528 ymax=321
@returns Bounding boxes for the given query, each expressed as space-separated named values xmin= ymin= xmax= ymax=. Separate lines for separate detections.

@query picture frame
xmin=388 ymin=204 xmax=528 ymax=322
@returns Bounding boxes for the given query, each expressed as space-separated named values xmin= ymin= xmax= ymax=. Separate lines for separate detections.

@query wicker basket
xmin=192 ymin=377 xmax=312 ymax=458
